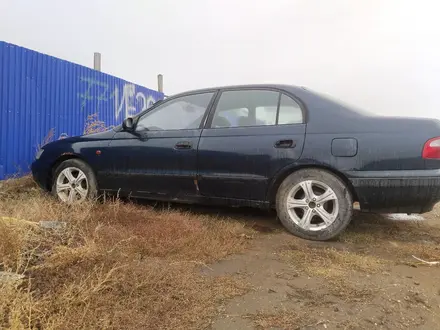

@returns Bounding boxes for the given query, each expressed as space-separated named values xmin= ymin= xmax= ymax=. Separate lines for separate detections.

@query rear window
xmin=278 ymin=94 xmax=303 ymax=124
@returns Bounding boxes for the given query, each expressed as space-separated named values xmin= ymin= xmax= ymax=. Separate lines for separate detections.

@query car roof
xmin=169 ymin=84 xmax=306 ymax=98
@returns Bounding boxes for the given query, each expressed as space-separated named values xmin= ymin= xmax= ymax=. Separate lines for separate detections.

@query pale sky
xmin=1 ymin=0 xmax=439 ymax=118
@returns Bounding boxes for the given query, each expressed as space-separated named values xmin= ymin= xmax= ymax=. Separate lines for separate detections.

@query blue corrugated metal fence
xmin=0 ymin=41 xmax=164 ymax=180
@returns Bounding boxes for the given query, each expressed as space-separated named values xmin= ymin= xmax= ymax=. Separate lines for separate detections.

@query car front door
xmin=197 ymin=88 xmax=306 ymax=202
xmin=105 ymin=91 xmax=216 ymax=199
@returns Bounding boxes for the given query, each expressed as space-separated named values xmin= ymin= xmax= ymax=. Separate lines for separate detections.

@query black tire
xmin=51 ymin=159 xmax=98 ymax=202
xmin=276 ymin=168 xmax=353 ymax=241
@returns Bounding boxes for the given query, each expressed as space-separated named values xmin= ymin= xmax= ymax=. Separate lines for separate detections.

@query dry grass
xmin=278 ymin=239 xmax=385 ymax=302
xmin=83 ymin=113 xmax=113 ymax=135
xmin=0 ymin=177 xmax=257 ymax=329
xmin=279 ymin=240 xmax=385 ymax=277
xmin=248 ymin=309 xmax=316 ymax=330
xmin=4 ymin=177 xmax=440 ymax=328
xmin=340 ymin=211 xmax=440 ymax=262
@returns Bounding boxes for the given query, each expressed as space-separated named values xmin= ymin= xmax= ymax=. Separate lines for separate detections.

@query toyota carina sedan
xmin=32 ymin=85 xmax=440 ymax=241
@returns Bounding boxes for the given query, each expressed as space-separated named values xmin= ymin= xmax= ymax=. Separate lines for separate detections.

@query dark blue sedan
xmin=32 ymin=85 xmax=440 ymax=241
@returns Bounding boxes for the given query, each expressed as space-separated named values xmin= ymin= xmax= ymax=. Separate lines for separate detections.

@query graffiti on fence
xmin=114 ymin=83 xmax=156 ymax=121
xmin=0 ymin=41 xmax=165 ymax=180
xmin=78 ymin=77 xmax=157 ymax=122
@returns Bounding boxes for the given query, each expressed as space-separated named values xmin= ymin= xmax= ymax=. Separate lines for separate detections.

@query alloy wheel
xmin=286 ymin=180 xmax=339 ymax=231
xmin=56 ymin=167 xmax=89 ymax=203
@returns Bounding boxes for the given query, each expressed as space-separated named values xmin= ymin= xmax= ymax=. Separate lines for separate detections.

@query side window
xmin=278 ymin=94 xmax=303 ymax=125
xmin=136 ymin=92 xmax=214 ymax=131
xmin=211 ymin=90 xmax=279 ymax=128
xmin=256 ymin=105 xmax=277 ymax=126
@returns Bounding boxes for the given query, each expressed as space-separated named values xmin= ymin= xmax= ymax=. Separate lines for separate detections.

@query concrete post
xmin=157 ymin=74 xmax=164 ymax=93
xmin=94 ymin=52 xmax=102 ymax=71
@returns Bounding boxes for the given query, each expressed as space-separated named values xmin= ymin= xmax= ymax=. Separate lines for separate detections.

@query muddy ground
xmin=199 ymin=208 xmax=440 ymax=330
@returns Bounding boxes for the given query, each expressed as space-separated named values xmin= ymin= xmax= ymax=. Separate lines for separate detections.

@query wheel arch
xmin=266 ymin=164 xmax=358 ymax=206
xmin=47 ymin=153 xmax=91 ymax=190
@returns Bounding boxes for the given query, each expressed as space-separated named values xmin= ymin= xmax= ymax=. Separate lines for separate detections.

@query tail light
xmin=422 ymin=137 xmax=440 ymax=159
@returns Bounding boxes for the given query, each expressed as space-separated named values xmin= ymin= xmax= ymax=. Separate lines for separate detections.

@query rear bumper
xmin=347 ymin=170 xmax=440 ymax=213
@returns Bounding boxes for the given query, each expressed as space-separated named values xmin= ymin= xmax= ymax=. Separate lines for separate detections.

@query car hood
xmin=60 ymin=129 xmax=117 ymax=143
xmin=42 ymin=129 xmax=117 ymax=150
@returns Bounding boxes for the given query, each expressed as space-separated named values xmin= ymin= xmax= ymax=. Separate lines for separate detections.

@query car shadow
xmin=130 ymin=198 xmax=282 ymax=234
xmin=127 ymin=198 xmax=440 ymax=243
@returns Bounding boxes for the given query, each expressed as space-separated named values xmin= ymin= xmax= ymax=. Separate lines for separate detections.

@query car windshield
xmin=302 ymin=87 xmax=375 ymax=117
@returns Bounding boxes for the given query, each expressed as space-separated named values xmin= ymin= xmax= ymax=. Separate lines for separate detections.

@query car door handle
xmin=274 ymin=139 xmax=296 ymax=148
xmin=174 ymin=141 xmax=193 ymax=150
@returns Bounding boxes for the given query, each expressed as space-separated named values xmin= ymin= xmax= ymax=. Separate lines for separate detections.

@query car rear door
xmin=104 ymin=91 xmax=216 ymax=199
xmin=197 ymin=88 xmax=306 ymax=202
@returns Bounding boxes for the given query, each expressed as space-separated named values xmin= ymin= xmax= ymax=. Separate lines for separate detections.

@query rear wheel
xmin=51 ymin=159 xmax=98 ymax=204
xmin=276 ymin=169 xmax=353 ymax=241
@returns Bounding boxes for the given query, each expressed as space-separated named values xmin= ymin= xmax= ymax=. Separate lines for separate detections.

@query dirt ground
xmin=203 ymin=208 xmax=440 ymax=330
xmin=1 ymin=177 xmax=440 ymax=329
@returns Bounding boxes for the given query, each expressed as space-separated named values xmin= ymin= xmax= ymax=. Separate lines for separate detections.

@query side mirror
xmin=122 ymin=117 xmax=134 ymax=131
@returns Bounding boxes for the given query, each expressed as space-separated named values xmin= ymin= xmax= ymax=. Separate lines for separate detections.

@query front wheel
xmin=276 ymin=169 xmax=353 ymax=241
xmin=51 ymin=159 xmax=98 ymax=204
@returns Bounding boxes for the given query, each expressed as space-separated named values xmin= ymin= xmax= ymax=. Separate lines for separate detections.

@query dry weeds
xmin=277 ymin=209 xmax=440 ymax=306
xmin=340 ymin=211 xmax=440 ymax=262
xmin=278 ymin=238 xmax=385 ymax=303
xmin=4 ymin=177 xmax=440 ymax=329
xmin=279 ymin=240 xmax=385 ymax=276
xmin=83 ymin=113 xmax=114 ymax=135
xmin=248 ymin=309 xmax=316 ymax=330
xmin=0 ymin=177 xmax=256 ymax=329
